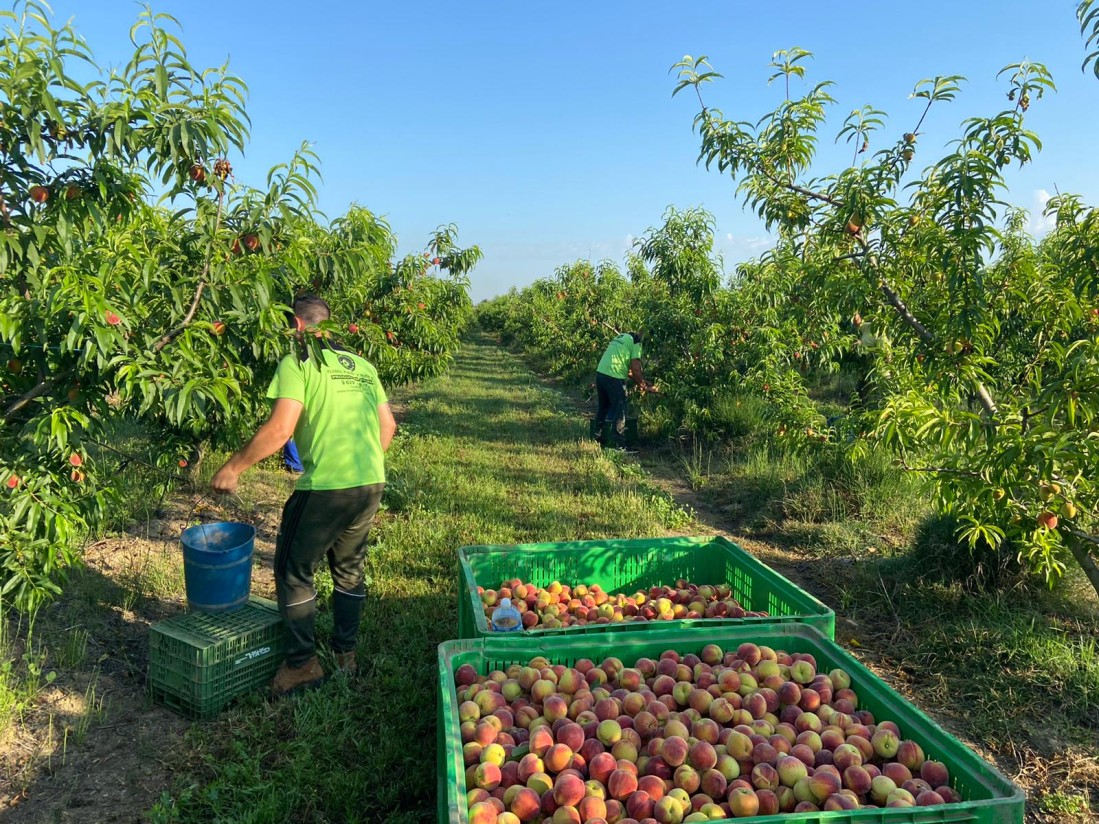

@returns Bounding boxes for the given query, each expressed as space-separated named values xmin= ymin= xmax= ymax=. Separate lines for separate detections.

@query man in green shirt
xmin=594 ymin=331 xmax=655 ymax=450
xmin=212 ymin=295 xmax=397 ymax=696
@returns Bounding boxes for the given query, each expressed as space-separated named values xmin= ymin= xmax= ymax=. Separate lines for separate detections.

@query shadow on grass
xmin=2 ymin=561 xmax=192 ymax=824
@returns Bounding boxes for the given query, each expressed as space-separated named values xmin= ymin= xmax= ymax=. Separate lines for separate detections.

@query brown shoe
xmin=271 ymin=656 xmax=326 ymax=697
xmin=335 ymin=651 xmax=357 ymax=675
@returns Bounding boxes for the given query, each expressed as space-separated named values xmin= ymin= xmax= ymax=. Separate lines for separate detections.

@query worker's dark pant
xmin=274 ymin=483 xmax=385 ymax=666
xmin=594 ymin=372 xmax=628 ymax=446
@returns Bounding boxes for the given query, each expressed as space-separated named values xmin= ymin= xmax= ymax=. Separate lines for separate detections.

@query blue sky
xmin=40 ymin=1 xmax=1099 ymax=300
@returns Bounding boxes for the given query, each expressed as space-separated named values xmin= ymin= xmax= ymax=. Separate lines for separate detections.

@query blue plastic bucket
xmin=180 ymin=522 xmax=256 ymax=613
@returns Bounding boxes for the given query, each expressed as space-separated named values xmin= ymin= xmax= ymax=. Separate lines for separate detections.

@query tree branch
xmin=897 ymin=457 xmax=983 ymax=478
xmin=1064 ymin=531 xmax=1099 ymax=601
xmin=2 ymin=377 xmax=56 ymax=423
xmin=152 ymin=190 xmax=225 ymax=353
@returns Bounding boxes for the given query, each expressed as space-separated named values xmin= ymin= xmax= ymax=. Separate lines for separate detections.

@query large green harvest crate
xmin=457 ymin=535 xmax=835 ymax=640
xmin=437 ymin=624 xmax=1024 ymax=824
xmin=148 ymin=595 xmax=286 ymax=720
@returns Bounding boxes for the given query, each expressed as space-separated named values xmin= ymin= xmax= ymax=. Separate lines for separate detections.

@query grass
xmin=631 ymin=387 xmax=1099 ymax=821
xmin=5 ymin=330 xmax=1096 ymax=822
xmin=149 ymin=333 xmax=693 ymax=824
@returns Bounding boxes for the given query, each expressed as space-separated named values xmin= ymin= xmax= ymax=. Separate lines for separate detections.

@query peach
xmin=832 ymin=743 xmax=862 ymax=771
xmin=917 ymin=790 xmax=946 ymax=806
xmin=887 ymin=787 xmax=916 ymax=806
xmin=653 ymin=796 xmax=684 ymax=824
xmin=725 ymin=731 xmax=753 ymax=761
xmin=557 ymin=722 xmax=585 ymax=752
xmin=518 ymin=754 xmax=545 ymax=784
xmin=468 ymin=800 xmax=499 ymax=824
xmin=510 ymin=787 xmax=541 ymax=821
xmin=716 ymin=669 xmax=741 ymax=693
xmin=672 ymin=764 xmax=699 ymax=794
xmin=545 ymin=744 xmax=574 ymax=773
xmin=622 ymin=692 xmax=646 ymax=717
xmin=846 ymin=735 xmax=875 ymax=763
xmin=755 ymin=788 xmax=779 ymax=816
xmin=843 ymin=765 xmax=872 ymax=796
xmin=871 ymin=728 xmax=899 ymax=758
xmin=608 ymin=768 xmax=639 ymax=800
xmin=736 ymin=643 xmax=762 ymax=666
xmin=750 ymin=762 xmax=779 ymax=792
xmin=903 ymin=778 xmax=933 ymax=796
xmin=870 ymin=775 xmax=897 ymax=804
xmin=551 ymin=806 xmax=581 ymax=824
xmin=612 ymin=740 xmax=639 ymax=763
xmin=589 ymin=752 xmax=618 ymax=785
xmin=920 ymin=760 xmax=949 ymax=788
xmin=726 ymin=786 xmax=759 ymax=817
xmin=626 ymin=790 xmax=655 ymax=820
xmin=661 ymin=737 xmax=689 ymax=768
xmin=555 ymin=773 xmax=587 ymax=807
xmin=688 ymin=741 xmax=717 ymax=772
xmin=823 ymin=791 xmax=858 ymax=810
xmin=936 ymin=786 xmax=962 ymax=803
xmin=882 ymin=762 xmax=912 ymax=785
xmin=897 ymin=740 xmax=925 ymax=771
xmin=475 ymin=762 xmax=503 ymax=791
xmin=578 ymin=796 xmax=608 ymax=821
xmin=530 ymin=727 xmax=555 ymax=757
xmin=808 ymin=770 xmax=841 ymax=804
xmin=776 ymin=755 xmax=807 ymax=788
xmin=597 ymin=720 xmax=623 ymax=746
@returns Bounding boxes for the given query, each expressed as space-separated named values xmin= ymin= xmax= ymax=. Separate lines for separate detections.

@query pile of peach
xmin=455 ymin=641 xmax=958 ymax=823
xmin=480 ymin=579 xmax=768 ymax=630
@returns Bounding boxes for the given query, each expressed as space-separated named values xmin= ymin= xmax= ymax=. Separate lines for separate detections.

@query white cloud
xmin=1029 ymin=189 xmax=1056 ymax=235
xmin=722 ymin=233 xmax=775 ymax=256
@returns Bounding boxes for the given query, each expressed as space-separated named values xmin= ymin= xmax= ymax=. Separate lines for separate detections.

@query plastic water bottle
xmin=491 ymin=598 xmax=523 ymax=632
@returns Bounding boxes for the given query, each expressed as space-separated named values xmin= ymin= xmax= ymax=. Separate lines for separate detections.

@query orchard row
xmin=0 ymin=7 xmax=479 ymax=609
xmin=477 ymin=43 xmax=1099 ymax=598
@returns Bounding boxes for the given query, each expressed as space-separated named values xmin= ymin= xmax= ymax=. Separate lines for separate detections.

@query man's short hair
xmin=628 ymin=331 xmax=643 ymax=344
xmin=293 ymin=294 xmax=331 ymax=326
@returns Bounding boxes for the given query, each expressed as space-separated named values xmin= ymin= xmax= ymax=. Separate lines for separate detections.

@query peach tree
xmin=670 ymin=17 xmax=1099 ymax=594
xmin=480 ymin=259 xmax=637 ymax=383
xmin=0 ymin=4 xmax=477 ymax=609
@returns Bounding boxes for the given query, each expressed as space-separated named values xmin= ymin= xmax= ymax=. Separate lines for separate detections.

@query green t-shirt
xmin=596 ymin=333 xmax=642 ymax=379
xmin=266 ymin=348 xmax=388 ymax=490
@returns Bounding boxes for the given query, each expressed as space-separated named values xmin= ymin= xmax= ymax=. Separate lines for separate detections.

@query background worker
xmin=211 ymin=294 xmax=397 ymax=696
xmin=594 ymin=330 xmax=656 ymax=450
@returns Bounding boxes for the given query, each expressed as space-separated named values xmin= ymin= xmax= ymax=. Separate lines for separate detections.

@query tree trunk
xmin=1065 ymin=533 xmax=1099 ymax=601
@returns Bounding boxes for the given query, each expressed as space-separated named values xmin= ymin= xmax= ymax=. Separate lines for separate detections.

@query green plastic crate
xmin=148 ymin=595 xmax=286 ymax=720
xmin=437 ymin=624 xmax=1024 ymax=824
xmin=457 ymin=535 xmax=835 ymax=640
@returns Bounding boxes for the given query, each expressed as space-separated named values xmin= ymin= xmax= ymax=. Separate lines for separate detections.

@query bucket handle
xmin=184 ymin=492 xmax=247 ymax=551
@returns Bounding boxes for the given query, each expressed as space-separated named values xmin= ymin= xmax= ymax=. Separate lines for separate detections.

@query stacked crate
xmin=148 ymin=595 xmax=286 ymax=720
xmin=438 ymin=536 xmax=1025 ymax=823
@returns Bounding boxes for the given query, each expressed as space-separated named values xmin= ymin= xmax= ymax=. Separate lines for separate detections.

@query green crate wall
xmin=148 ymin=596 xmax=286 ymax=720
xmin=457 ymin=536 xmax=835 ymax=640
xmin=437 ymin=624 xmax=1024 ymax=824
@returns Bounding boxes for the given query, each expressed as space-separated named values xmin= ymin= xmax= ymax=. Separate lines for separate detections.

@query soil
xmin=0 ymin=485 xmax=287 ymax=824
xmin=633 ymin=441 xmax=1099 ymax=824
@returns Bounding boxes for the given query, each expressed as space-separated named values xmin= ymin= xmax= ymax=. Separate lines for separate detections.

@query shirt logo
xmin=337 ymin=354 xmax=356 ymax=372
